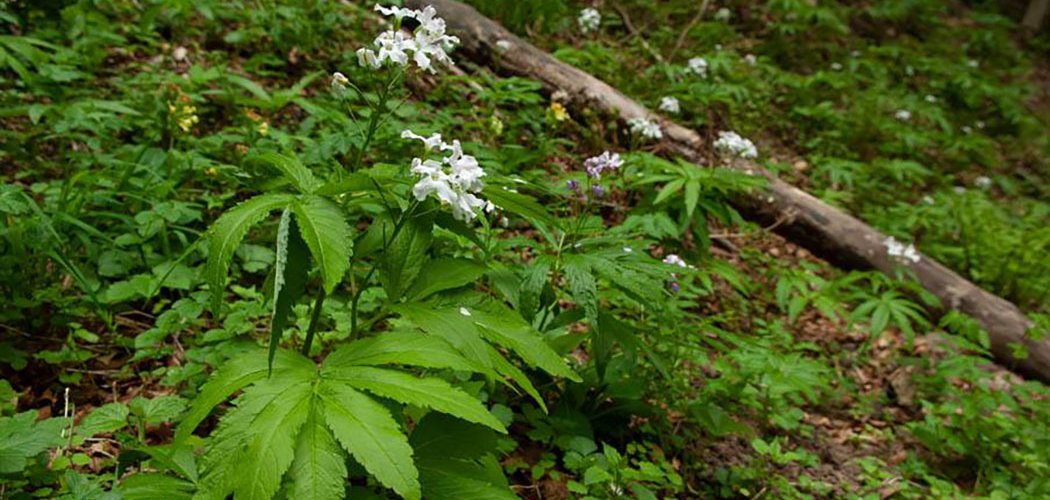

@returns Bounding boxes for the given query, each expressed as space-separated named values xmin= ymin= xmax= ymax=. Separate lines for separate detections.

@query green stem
xmin=302 ymin=288 xmax=327 ymax=356
xmin=348 ymin=70 xmax=403 ymax=171
xmin=350 ymin=200 xmax=420 ymax=338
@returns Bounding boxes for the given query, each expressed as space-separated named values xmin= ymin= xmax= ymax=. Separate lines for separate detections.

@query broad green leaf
xmin=517 ymin=260 xmax=550 ymax=323
xmin=0 ymin=411 xmax=68 ymax=474
xmin=411 ymin=414 xmax=515 ymax=500
xmin=482 ymin=185 xmax=556 ymax=243
xmin=119 ymin=474 xmax=195 ymax=500
xmin=405 ymin=258 xmax=487 ymax=301
xmin=381 ymin=212 xmax=433 ymax=300
xmin=287 ymin=403 xmax=347 ymax=500
xmin=324 ymin=330 xmax=483 ymax=373
xmin=292 ymin=195 xmax=353 ymax=294
xmin=75 ymin=403 xmax=129 ymax=440
xmin=176 ymin=349 xmax=315 ymax=443
xmin=206 ymin=193 xmax=295 ymax=312
xmin=391 ymin=303 xmax=494 ymax=373
xmin=653 ymin=178 xmax=684 ymax=205
xmin=270 ymin=211 xmax=311 ymax=371
xmin=234 ymin=381 xmax=312 ymax=500
xmin=564 ymin=259 xmax=599 ymax=326
xmin=319 ymin=381 xmax=421 ymax=500
xmin=248 ymin=152 xmax=321 ymax=194
xmin=471 ymin=309 xmax=579 ymax=381
xmin=325 ymin=366 xmax=505 ymax=432
xmin=130 ymin=395 xmax=187 ymax=426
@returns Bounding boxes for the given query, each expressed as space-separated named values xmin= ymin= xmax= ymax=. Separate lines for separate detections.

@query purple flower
xmin=667 ymin=281 xmax=680 ymax=293
xmin=567 ymin=179 xmax=580 ymax=191
xmin=583 ymin=151 xmax=623 ymax=179
xmin=591 ymin=185 xmax=605 ymax=197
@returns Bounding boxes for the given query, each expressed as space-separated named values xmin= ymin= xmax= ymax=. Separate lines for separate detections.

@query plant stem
xmin=349 ymin=199 xmax=419 ymax=338
xmin=302 ymin=288 xmax=326 ymax=356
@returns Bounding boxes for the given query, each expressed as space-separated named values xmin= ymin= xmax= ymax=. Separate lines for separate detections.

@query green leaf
xmin=405 ymin=258 xmax=487 ymax=301
xmin=319 ymin=381 xmax=421 ymax=500
xmin=381 ymin=211 xmax=433 ymax=300
xmin=0 ymin=411 xmax=68 ymax=474
xmin=76 ymin=403 xmax=129 ymax=440
xmin=292 ymin=195 xmax=353 ymax=294
xmin=248 ymin=152 xmax=321 ymax=194
xmin=564 ymin=259 xmax=599 ymax=326
xmin=287 ymin=403 xmax=347 ymax=500
xmin=206 ymin=193 xmax=296 ymax=312
xmin=323 ymin=330 xmax=483 ymax=373
xmin=176 ymin=349 xmax=315 ymax=443
xmin=233 ymin=381 xmax=312 ymax=499
xmin=482 ymin=185 xmax=556 ymax=242
xmin=271 ymin=211 xmax=311 ymax=371
xmin=471 ymin=309 xmax=579 ymax=381
xmin=119 ymin=474 xmax=195 ymax=500
xmin=411 ymin=414 xmax=515 ymax=500
xmin=129 ymin=395 xmax=187 ymax=425
xmin=324 ymin=366 xmax=505 ymax=432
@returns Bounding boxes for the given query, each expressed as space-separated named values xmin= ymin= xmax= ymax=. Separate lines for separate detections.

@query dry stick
xmin=407 ymin=0 xmax=1050 ymax=383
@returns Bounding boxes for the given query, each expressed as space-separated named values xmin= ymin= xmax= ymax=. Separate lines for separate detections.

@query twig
xmin=610 ymin=4 xmax=665 ymax=64
xmin=668 ymin=0 xmax=710 ymax=62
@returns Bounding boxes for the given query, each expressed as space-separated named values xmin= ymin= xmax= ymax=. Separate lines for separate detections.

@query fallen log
xmin=406 ymin=0 xmax=1050 ymax=383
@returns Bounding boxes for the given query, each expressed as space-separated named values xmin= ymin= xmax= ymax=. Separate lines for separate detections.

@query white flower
xmin=744 ymin=54 xmax=757 ymax=66
xmin=884 ymin=236 xmax=920 ymax=264
xmin=967 ymin=59 xmax=979 ymax=68
xmin=627 ymin=117 xmax=662 ymax=140
xmin=403 ymin=129 xmax=494 ymax=222
xmin=459 ymin=307 xmax=471 ymax=316
xmin=658 ymin=96 xmax=680 ymax=114
xmin=713 ymin=131 xmax=758 ymax=159
xmin=975 ymin=120 xmax=985 ymax=129
xmin=331 ymin=72 xmax=350 ymax=91
xmin=578 ymin=8 xmax=601 ymax=33
xmin=922 ymin=195 xmax=935 ymax=205
xmin=687 ymin=57 xmax=708 ymax=77
xmin=975 ymin=176 xmax=992 ymax=189
xmin=924 ymin=94 xmax=937 ymax=103
xmin=663 ymin=254 xmax=695 ymax=269
xmin=359 ymin=4 xmax=460 ymax=73
xmin=953 ymin=186 xmax=966 ymax=194
xmin=495 ymin=39 xmax=512 ymax=52
xmin=714 ymin=7 xmax=732 ymax=22
xmin=905 ymin=65 xmax=914 ymax=76
xmin=850 ymin=50 xmax=861 ymax=58
xmin=623 ymin=247 xmax=633 ymax=253
xmin=895 ymin=109 xmax=912 ymax=122
xmin=831 ymin=62 xmax=842 ymax=71
xmin=961 ymin=125 xmax=972 ymax=134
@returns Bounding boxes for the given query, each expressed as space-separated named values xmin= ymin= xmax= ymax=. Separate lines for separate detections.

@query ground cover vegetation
xmin=0 ymin=0 xmax=1048 ymax=498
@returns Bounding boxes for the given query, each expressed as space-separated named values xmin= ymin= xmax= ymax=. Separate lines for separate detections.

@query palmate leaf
xmin=292 ymin=195 xmax=353 ymax=294
xmin=405 ymin=258 xmax=488 ymax=301
xmin=184 ymin=345 xmax=515 ymax=500
xmin=323 ymin=365 xmax=505 ymax=431
xmin=323 ymin=329 xmax=485 ymax=374
xmin=206 ymin=193 xmax=296 ymax=312
xmin=247 ymin=152 xmax=321 ymax=194
xmin=411 ymin=414 xmax=516 ymax=500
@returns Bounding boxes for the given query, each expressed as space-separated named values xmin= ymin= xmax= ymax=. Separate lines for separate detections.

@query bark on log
xmin=1024 ymin=0 xmax=1049 ymax=32
xmin=406 ymin=0 xmax=1050 ymax=383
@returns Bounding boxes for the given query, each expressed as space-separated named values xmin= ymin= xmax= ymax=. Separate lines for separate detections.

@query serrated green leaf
xmin=233 ymin=381 xmax=312 ymax=500
xmin=381 ymin=211 xmax=433 ymax=300
xmin=271 ymin=211 xmax=311 ymax=371
xmin=119 ymin=473 xmax=195 ymax=500
xmin=412 ymin=414 xmax=514 ymax=500
xmin=0 ymin=411 xmax=68 ymax=474
xmin=176 ymin=349 xmax=315 ymax=443
xmin=287 ymin=403 xmax=347 ymax=500
xmin=470 ymin=309 xmax=579 ymax=381
xmin=319 ymin=381 xmax=420 ymax=500
xmin=248 ymin=152 xmax=321 ymax=194
xmin=405 ymin=258 xmax=487 ymax=301
xmin=564 ymin=259 xmax=599 ymax=326
xmin=325 ymin=366 xmax=504 ymax=432
xmin=323 ymin=330 xmax=483 ymax=373
xmin=292 ymin=195 xmax=353 ymax=294
xmin=206 ymin=193 xmax=295 ymax=312
xmin=75 ymin=403 xmax=129 ymax=440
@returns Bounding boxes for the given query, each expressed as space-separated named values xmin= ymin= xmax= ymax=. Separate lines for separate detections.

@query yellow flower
xmin=205 ymin=167 xmax=218 ymax=177
xmin=549 ymin=101 xmax=569 ymax=122
xmin=257 ymin=121 xmax=269 ymax=136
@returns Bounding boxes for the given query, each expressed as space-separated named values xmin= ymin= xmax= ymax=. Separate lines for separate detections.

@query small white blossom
xmin=658 ymin=96 xmax=680 ymax=114
xmin=627 ymin=117 xmax=662 ymax=140
xmin=495 ymin=39 xmax=512 ymax=52
xmin=884 ymin=236 xmax=920 ymax=264
xmin=663 ymin=254 xmax=687 ymax=267
xmin=459 ymin=307 xmax=472 ymax=316
xmin=357 ymin=4 xmax=460 ymax=73
xmin=905 ymin=65 xmax=914 ymax=76
xmin=975 ymin=176 xmax=992 ymax=189
xmin=831 ymin=62 xmax=842 ymax=71
xmin=744 ymin=54 xmax=757 ymax=66
xmin=714 ymin=8 xmax=732 ymax=22
xmin=967 ymin=59 xmax=979 ymax=68
xmin=922 ymin=195 xmax=935 ymax=205
xmin=403 ymin=129 xmax=494 ymax=222
xmin=953 ymin=186 xmax=966 ymax=194
xmin=975 ymin=120 xmax=985 ymax=129
xmin=895 ymin=109 xmax=912 ymax=122
xmin=961 ymin=125 xmax=972 ymax=134
xmin=578 ymin=8 xmax=601 ymax=33
xmin=924 ymin=94 xmax=937 ymax=103
xmin=687 ymin=57 xmax=708 ymax=78
xmin=623 ymin=247 xmax=633 ymax=253
xmin=850 ymin=50 xmax=861 ymax=58
xmin=713 ymin=130 xmax=758 ymax=159
xmin=331 ymin=72 xmax=350 ymax=91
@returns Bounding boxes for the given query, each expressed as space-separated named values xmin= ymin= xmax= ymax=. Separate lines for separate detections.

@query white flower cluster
xmin=357 ymin=4 xmax=460 ymax=73
xmin=884 ymin=236 xmax=920 ymax=264
xmin=658 ymin=96 xmax=680 ymax=114
xmin=895 ymin=109 xmax=912 ymax=122
xmin=584 ymin=151 xmax=623 ymax=179
xmin=663 ymin=254 xmax=691 ymax=268
xmin=743 ymin=54 xmax=757 ymax=66
xmin=687 ymin=57 xmax=708 ymax=78
xmin=402 ymin=129 xmax=495 ymax=221
xmin=713 ymin=131 xmax=758 ymax=159
xmin=974 ymin=176 xmax=992 ymax=189
xmin=578 ymin=8 xmax=601 ymax=33
xmin=628 ymin=117 xmax=662 ymax=140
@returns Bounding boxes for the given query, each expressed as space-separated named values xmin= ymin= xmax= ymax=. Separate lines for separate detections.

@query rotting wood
xmin=405 ymin=0 xmax=1050 ymax=383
